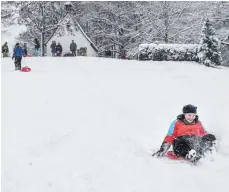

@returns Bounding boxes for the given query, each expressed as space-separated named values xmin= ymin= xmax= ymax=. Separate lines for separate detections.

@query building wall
xmin=46 ymin=26 xmax=97 ymax=57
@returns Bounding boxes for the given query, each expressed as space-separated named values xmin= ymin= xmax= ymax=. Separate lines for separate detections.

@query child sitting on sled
xmin=153 ymin=104 xmax=218 ymax=162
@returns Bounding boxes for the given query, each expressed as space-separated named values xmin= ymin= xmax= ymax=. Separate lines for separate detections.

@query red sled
xmin=165 ymin=151 xmax=183 ymax=160
xmin=21 ymin=66 xmax=31 ymax=72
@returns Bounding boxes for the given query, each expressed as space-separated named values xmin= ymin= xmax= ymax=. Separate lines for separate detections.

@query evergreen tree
xmin=198 ymin=18 xmax=222 ymax=66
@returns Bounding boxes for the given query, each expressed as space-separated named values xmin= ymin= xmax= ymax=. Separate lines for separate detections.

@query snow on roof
xmin=47 ymin=14 xmax=98 ymax=52
xmin=59 ymin=14 xmax=98 ymax=52
xmin=73 ymin=19 xmax=98 ymax=52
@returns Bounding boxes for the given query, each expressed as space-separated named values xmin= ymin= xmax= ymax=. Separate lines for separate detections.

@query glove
xmin=152 ymin=142 xmax=171 ymax=157
xmin=152 ymin=150 xmax=164 ymax=157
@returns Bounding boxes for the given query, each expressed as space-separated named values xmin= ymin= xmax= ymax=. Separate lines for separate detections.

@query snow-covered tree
xmin=212 ymin=1 xmax=229 ymax=42
xmin=18 ymin=1 xmax=69 ymax=56
xmin=82 ymin=1 xmax=139 ymax=57
xmin=198 ymin=18 xmax=222 ymax=66
xmin=1 ymin=2 xmax=17 ymax=34
xmin=2 ymin=1 xmax=228 ymax=64
xmin=133 ymin=1 xmax=205 ymax=44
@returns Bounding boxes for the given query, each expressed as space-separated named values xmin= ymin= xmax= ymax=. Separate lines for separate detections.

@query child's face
xmin=184 ymin=113 xmax=196 ymax=123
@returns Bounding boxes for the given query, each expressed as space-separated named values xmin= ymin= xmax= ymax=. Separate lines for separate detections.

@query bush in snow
xmin=138 ymin=44 xmax=199 ymax=61
xmin=198 ymin=19 xmax=222 ymax=66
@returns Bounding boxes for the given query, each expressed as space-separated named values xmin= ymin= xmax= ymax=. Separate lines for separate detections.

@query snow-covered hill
xmin=2 ymin=57 xmax=229 ymax=192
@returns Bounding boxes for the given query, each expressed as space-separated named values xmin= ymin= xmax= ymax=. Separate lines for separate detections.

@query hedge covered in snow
xmin=138 ymin=43 xmax=199 ymax=61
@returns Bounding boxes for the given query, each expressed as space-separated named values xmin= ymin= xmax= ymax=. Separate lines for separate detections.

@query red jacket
xmin=163 ymin=115 xmax=207 ymax=144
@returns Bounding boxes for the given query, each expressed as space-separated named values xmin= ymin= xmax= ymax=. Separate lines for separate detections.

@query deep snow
xmin=2 ymin=57 xmax=229 ymax=192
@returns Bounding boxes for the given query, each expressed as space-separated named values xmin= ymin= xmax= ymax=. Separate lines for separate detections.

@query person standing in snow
xmin=105 ymin=49 xmax=112 ymax=58
xmin=70 ymin=40 xmax=77 ymax=56
xmin=2 ymin=42 xmax=9 ymax=57
xmin=23 ymin=43 xmax=28 ymax=56
xmin=34 ymin=38 xmax=40 ymax=56
xmin=50 ymin=41 xmax=57 ymax=57
xmin=56 ymin=42 xmax=62 ymax=56
xmin=153 ymin=104 xmax=218 ymax=163
xmin=12 ymin=43 xmax=24 ymax=70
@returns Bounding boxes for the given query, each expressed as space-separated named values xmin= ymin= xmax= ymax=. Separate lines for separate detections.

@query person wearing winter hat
xmin=153 ymin=104 xmax=217 ymax=163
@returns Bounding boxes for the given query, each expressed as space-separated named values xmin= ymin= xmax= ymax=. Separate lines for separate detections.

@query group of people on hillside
xmin=50 ymin=41 xmax=63 ymax=57
xmin=1 ymin=39 xmax=39 ymax=70
xmin=2 ymin=38 xmax=78 ymax=70
xmin=50 ymin=40 xmax=77 ymax=57
xmin=2 ymin=38 xmax=78 ymax=59
xmin=1 ymin=39 xmax=38 ymax=58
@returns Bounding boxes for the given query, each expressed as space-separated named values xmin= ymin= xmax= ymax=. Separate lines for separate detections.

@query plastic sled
xmin=21 ymin=66 xmax=31 ymax=72
xmin=165 ymin=151 xmax=183 ymax=160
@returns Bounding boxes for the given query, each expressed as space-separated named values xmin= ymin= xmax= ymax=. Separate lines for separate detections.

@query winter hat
xmin=182 ymin=104 xmax=197 ymax=114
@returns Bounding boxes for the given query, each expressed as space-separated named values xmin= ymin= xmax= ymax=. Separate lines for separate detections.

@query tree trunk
xmin=41 ymin=31 xmax=45 ymax=56
xmin=163 ymin=1 xmax=169 ymax=43
xmin=40 ymin=3 xmax=45 ymax=57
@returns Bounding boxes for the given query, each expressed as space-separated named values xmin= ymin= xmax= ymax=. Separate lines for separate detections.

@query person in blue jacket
xmin=12 ymin=43 xmax=24 ymax=70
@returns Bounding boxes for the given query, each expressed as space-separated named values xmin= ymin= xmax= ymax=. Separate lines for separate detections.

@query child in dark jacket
xmin=153 ymin=104 xmax=218 ymax=162
xmin=56 ymin=43 xmax=62 ymax=56
xmin=34 ymin=38 xmax=40 ymax=56
xmin=12 ymin=43 xmax=24 ymax=70
xmin=50 ymin=41 xmax=56 ymax=57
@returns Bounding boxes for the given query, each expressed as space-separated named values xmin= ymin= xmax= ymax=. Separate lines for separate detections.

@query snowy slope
xmin=2 ymin=57 xmax=229 ymax=192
